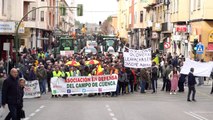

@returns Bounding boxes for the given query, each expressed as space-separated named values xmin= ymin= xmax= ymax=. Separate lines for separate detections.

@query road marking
xmin=25 ymin=105 xmax=45 ymax=120
xmin=184 ymin=111 xmax=208 ymax=120
xmin=40 ymin=105 xmax=45 ymax=109
xmin=107 ymin=108 xmax=112 ymax=111
xmin=189 ymin=112 xmax=208 ymax=120
xmin=109 ymin=113 xmax=115 ymax=117
xmin=112 ymin=117 xmax=118 ymax=120
xmin=23 ymin=117 xmax=30 ymax=120
xmin=105 ymin=105 xmax=110 ymax=108
xmin=35 ymin=109 xmax=41 ymax=112
xmin=29 ymin=113 xmax=36 ymax=117
xmin=194 ymin=111 xmax=213 ymax=114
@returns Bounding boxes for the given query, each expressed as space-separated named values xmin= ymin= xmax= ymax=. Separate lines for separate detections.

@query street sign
xmin=196 ymin=43 xmax=204 ymax=54
xmin=164 ymin=42 xmax=171 ymax=49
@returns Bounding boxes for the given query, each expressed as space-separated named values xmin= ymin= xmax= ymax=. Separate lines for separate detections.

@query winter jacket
xmin=2 ymin=75 xmax=20 ymax=105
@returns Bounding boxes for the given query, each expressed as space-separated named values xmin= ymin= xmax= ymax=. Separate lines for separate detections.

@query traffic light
xmin=60 ymin=5 xmax=66 ymax=16
xmin=193 ymin=39 xmax=198 ymax=54
xmin=77 ymin=4 xmax=83 ymax=16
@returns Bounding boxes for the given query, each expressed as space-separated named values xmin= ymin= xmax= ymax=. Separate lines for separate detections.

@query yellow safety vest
xmin=41 ymin=53 xmax=45 ymax=58
xmin=66 ymin=72 xmax=70 ymax=77
xmin=70 ymin=71 xmax=74 ymax=76
xmin=61 ymin=71 xmax=65 ymax=77
xmin=53 ymin=71 xmax=62 ymax=77
xmin=38 ymin=53 xmax=41 ymax=59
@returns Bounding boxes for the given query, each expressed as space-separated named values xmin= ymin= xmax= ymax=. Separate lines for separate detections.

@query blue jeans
xmin=140 ymin=80 xmax=146 ymax=93
xmin=39 ymin=79 xmax=47 ymax=94
xmin=152 ymin=79 xmax=158 ymax=92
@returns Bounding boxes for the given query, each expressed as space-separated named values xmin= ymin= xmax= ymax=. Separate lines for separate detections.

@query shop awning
xmin=206 ymin=43 xmax=213 ymax=52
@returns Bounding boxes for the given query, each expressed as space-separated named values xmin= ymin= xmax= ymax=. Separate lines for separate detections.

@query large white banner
xmin=180 ymin=59 xmax=213 ymax=77
xmin=51 ymin=74 xmax=118 ymax=95
xmin=123 ymin=48 xmax=152 ymax=68
xmin=24 ymin=80 xmax=41 ymax=98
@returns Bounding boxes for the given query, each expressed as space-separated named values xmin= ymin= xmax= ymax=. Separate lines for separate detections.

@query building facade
xmin=0 ymin=0 xmax=24 ymax=60
xmin=117 ymin=0 xmax=213 ymax=61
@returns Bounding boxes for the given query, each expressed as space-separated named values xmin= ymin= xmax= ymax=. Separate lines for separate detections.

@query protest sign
xmin=180 ymin=59 xmax=213 ymax=77
xmin=24 ymin=80 xmax=41 ymax=98
xmin=51 ymin=74 xmax=118 ymax=95
xmin=123 ymin=48 xmax=152 ymax=68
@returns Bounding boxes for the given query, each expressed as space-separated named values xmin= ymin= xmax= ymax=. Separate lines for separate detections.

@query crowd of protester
xmin=0 ymin=47 xmax=213 ymax=100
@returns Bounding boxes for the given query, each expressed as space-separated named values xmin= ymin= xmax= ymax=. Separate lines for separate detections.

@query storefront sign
xmin=51 ymin=74 xmax=118 ymax=95
xmin=176 ymin=25 xmax=187 ymax=32
xmin=123 ymin=48 xmax=152 ymax=68
xmin=0 ymin=22 xmax=15 ymax=33
xmin=18 ymin=22 xmax=25 ymax=33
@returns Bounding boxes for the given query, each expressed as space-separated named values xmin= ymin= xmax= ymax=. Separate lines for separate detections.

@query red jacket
xmin=131 ymin=69 xmax=137 ymax=85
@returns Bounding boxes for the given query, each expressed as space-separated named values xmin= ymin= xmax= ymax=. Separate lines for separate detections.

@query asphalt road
xmin=1 ymin=81 xmax=213 ymax=120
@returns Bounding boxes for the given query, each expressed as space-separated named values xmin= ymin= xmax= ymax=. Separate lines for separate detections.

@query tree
xmin=74 ymin=19 xmax=82 ymax=28
xmin=100 ymin=16 xmax=113 ymax=35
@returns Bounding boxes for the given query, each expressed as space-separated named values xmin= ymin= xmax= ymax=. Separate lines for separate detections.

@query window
xmin=140 ymin=11 xmax=143 ymax=23
xmin=41 ymin=11 xmax=44 ymax=21
xmin=32 ymin=7 xmax=36 ymax=21
xmin=197 ymin=0 xmax=201 ymax=10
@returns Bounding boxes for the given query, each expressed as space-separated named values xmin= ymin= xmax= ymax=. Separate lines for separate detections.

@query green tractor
xmin=53 ymin=36 xmax=80 ymax=57
xmin=98 ymin=35 xmax=120 ymax=53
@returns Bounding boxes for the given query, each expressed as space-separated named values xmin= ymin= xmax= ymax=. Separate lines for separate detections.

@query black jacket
xmin=188 ymin=72 xmax=196 ymax=86
xmin=2 ymin=75 xmax=20 ymax=105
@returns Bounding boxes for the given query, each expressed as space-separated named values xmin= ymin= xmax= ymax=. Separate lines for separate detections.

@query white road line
xmin=107 ymin=108 xmax=112 ymax=112
xmin=112 ymin=117 xmax=118 ymax=120
xmin=23 ymin=117 xmax=30 ymax=120
xmin=40 ymin=105 xmax=45 ymax=109
xmin=184 ymin=112 xmax=208 ymax=120
xmin=35 ymin=109 xmax=41 ymax=113
xmin=29 ymin=113 xmax=36 ymax=117
xmin=194 ymin=112 xmax=213 ymax=114
xmin=184 ymin=112 xmax=203 ymax=120
xmin=189 ymin=112 xmax=208 ymax=120
xmin=105 ymin=105 xmax=110 ymax=108
xmin=109 ymin=113 xmax=115 ymax=117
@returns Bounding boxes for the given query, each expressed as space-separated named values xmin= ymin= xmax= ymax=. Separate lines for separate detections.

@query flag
xmin=153 ymin=56 xmax=159 ymax=65
xmin=96 ymin=64 xmax=104 ymax=75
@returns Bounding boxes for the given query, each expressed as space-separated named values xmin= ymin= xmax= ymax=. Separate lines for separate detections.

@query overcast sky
xmin=66 ymin=0 xmax=118 ymax=24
